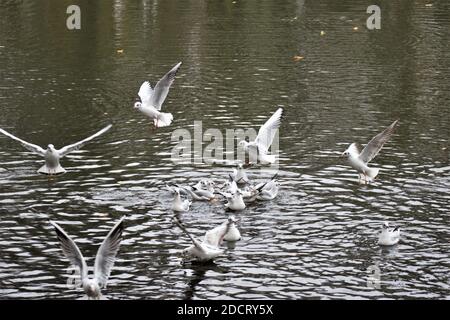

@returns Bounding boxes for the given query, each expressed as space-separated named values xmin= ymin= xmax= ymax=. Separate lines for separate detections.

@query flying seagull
xmin=0 ymin=124 xmax=112 ymax=175
xmin=238 ymin=108 xmax=283 ymax=164
xmin=341 ymin=120 xmax=398 ymax=183
xmin=378 ymin=222 xmax=400 ymax=246
xmin=50 ymin=216 xmax=125 ymax=300
xmin=134 ymin=62 xmax=182 ymax=128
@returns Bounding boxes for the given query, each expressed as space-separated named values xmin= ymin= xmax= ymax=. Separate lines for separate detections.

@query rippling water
xmin=0 ymin=0 xmax=449 ymax=299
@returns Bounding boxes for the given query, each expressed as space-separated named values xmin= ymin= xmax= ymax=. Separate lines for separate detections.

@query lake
xmin=0 ymin=0 xmax=449 ymax=299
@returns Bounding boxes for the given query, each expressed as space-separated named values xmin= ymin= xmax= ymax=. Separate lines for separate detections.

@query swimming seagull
xmin=50 ymin=216 xmax=125 ymax=300
xmin=255 ymin=176 xmax=279 ymax=201
xmin=0 ymin=124 xmax=112 ymax=175
xmin=223 ymin=216 xmax=241 ymax=241
xmin=238 ymin=108 xmax=283 ymax=164
xmin=178 ymin=180 xmax=216 ymax=201
xmin=378 ymin=222 xmax=400 ymax=246
xmin=231 ymin=163 xmax=249 ymax=185
xmin=134 ymin=62 xmax=182 ymax=128
xmin=220 ymin=189 xmax=246 ymax=211
xmin=166 ymin=185 xmax=192 ymax=212
xmin=174 ymin=217 xmax=225 ymax=262
xmin=341 ymin=120 xmax=398 ymax=183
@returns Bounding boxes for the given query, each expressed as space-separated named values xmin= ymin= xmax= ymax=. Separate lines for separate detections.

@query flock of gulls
xmin=0 ymin=62 xmax=401 ymax=299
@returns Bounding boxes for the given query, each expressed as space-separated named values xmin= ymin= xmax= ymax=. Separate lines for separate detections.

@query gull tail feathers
xmin=157 ymin=112 xmax=173 ymax=127
xmin=366 ymin=167 xmax=379 ymax=180
xmin=38 ymin=165 xmax=66 ymax=175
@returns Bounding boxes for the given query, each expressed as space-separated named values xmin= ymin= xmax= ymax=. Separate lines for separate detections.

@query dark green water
xmin=0 ymin=0 xmax=449 ymax=299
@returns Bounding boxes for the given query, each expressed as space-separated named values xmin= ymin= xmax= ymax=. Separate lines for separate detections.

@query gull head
xmin=48 ymin=144 xmax=55 ymax=151
xmin=382 ymin=221 xmax=390 ymax=229
xmin=340 ymin=150 xmax=350 ymax=159
xmin=228 ymin=215 xmax=240 ymax=224
xmin=133 ymin=101 xmax=142 ymax=109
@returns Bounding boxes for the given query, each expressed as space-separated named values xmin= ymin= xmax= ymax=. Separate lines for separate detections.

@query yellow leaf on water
xmin=353 ymin=26 xmax=359 ymax=31
xmin=117 ymin=49 xmax=124 ymax=54
xmin=320 ymin=30 xmax=325 ymax=36
xmin=293 ymin=55 xmax=304 ymax=62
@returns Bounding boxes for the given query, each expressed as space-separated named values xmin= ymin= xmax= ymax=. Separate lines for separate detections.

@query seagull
xmin=220 ymin=189 xmax=246 ymax=211
xmin=0 ymin=124 xmax=112 ymax=175
xmin=378 ymin=222 xmax=400 ymax=246
xmin=133 ymin=62 xmax=182 ymax=128
xmin=223 ymin=216 xmax=241 ymax=241
xmin=50 ymin=217 xmax=125 ymax=300
xmin=231 ymin=163 xmax=249 ymax=185
xmin=166 ymin=185 xmax=192 ymax=212
xmin=178 ymin=180 xmax=216 ymax=201
xmin=256 ymin=177 xmax=279 ymax=201
xmin=174 ymin=217 xmax=225 ymax=262
xmin=341 ymin=120 xmax=398 ymax=183
xmin=238 ymin=108 xmax=283 ymax=164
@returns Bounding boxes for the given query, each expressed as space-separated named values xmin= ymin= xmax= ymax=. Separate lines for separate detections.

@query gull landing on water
xmin=134 ymin=62 xmax=182 ymax=128
xmin=174 ymin=217 xmax=225 ymax=263
xmin=341 ymin=120 xmax=398 ymax=184
xmin=50 ymin=217 xmax=125 ymax=300
xmin=0 ymin=124 xmax=112 ymax=175
xmin=378 ymin=222 xmax=400 ymax=246
xmin=238 ymin=108 xmax=283 ymax=165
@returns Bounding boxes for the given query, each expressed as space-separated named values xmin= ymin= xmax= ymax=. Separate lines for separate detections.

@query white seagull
xmin=134 ymin=62 xmax=182 ymax=128
xmin=0 ymin=124 xmax=112 ymax=175
xmin=178 ymin=180 xmax=216 ymax=201
xmin=255 ymin=176 xmax=279 ymax=201
xmin=220 ymin=189 xmax=246 ymax=211
xmin=174 ymin=218 xmax=225 ymax=262
xmin=223 ymin=216 xmax=241 ymax=242
xmin=378 ymin=222 xmax=400 ymax=246
xmin=238 ymin=108 xmax=283 ymax=164
xmin=166 ymin=185 xmax=192 ymax=212
xmin=231 ymin=163 xmax=249 ymax=185
xmin=341 ymin=120 xmax=398 ymax=183
xmin=50 ymin=217 xmax=125 ymax=300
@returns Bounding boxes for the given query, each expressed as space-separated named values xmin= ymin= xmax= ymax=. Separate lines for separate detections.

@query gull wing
xmin=0 ymin=128 xmax=46 ymax=156
xmin=57 ymin=124 xmax=112 ymax=157
xmin=50 ymin=221 xmax=88 ymax=280
xmin=150 ymin=62 xmax=182 ymax=110
xmin=94 ymin=216 xmax=125 ymax=288
xmin=137 ymin=81 xmax=153 ymax=106
xmin=174 ymin=218 xmax=204 ymax=252
xmin=254 ymin=108 xmax=283 ymax=154
xmin=359 ymin=120 xmax=398 ymax=164
xmin=203 ymin=223 xmax=228 ymax=247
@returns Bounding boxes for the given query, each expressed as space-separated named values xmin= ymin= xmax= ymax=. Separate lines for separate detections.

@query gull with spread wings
xmin=50 ymin=217 xmax=125 ymax=300
xmin=134 ymin=62 xmax=182 ymax=128
xmin=0 ymin=124 xmax=112 ymax=175
xmin=238 ymin=108 xmax=283 ymax=164
xmin=341 ymin=120 xmax=398 ymax=183
xmin=174 ymin=217 xmax=231 ymax=263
